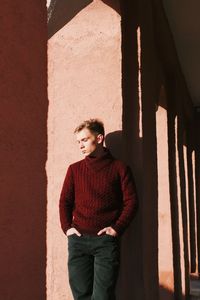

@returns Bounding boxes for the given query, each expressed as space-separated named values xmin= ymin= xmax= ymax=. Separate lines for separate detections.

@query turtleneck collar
xmin=85 ymin=147 xmax=114 ymax=172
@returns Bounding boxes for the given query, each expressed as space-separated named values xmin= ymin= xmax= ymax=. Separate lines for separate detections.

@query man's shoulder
xmin=112 ymin=157 xmax=129 ymax=171
xmin=69 ymin=158 xmax=85 ymax=170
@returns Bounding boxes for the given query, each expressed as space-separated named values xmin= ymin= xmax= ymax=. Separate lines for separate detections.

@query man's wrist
xmin=65 ymin=227 xmax=72 ymax=234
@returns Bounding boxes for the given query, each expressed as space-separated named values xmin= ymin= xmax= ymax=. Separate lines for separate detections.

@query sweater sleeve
xmin=111 ymin=165 xmax=138 ymax=235
xmin=59 ymin=165 xmax=74 ymax=234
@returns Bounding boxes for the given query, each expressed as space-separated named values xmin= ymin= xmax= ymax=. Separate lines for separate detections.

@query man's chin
xmin=84 ymin=153 xmax=92 ymax=156
xmin=82 ymin=151 xmax=90 ymax=156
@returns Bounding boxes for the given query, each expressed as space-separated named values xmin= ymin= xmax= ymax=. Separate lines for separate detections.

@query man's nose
xmin=80 ymin=143 xmax=84 ymax=149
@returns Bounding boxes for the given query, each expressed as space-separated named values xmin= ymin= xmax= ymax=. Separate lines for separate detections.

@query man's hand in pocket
xmin=66 ymin=228 xmax=81 ymax=237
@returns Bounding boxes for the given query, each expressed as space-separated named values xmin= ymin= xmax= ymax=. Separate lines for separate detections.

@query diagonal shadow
xmin=48 ymin=0 xmax=122 ymax=39
xmin=48 ymin=0 xmax=92 ymax=39
xmin=102 ymin=0 xmax=121 ymax=14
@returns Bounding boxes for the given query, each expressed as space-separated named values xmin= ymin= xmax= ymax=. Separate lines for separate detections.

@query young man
xmin=59 ymin=119 xmax=138 ymax=300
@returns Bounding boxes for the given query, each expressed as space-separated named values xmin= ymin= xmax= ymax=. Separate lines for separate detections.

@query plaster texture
xmin=47 ymin=2 xmax=121 ymax=299
xmin=1 ymin=1 xmax=199 ymax=299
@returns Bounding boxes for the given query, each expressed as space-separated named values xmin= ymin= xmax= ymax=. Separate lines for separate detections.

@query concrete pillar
xmin=0 ymin=1 xmax=47 ymax=299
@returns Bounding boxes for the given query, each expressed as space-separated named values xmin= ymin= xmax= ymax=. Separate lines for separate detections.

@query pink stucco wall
xmin=47 ymin=2 xmax=122 ymax=299
xmin=1 ymin=1 xmax=197 ymax=299
xmin=47 ymin=1 xmax=197 ymax=299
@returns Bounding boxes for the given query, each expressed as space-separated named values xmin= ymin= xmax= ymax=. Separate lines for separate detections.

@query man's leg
xmin=68 ymin=235 xmax=94 ymax=300
xmin=92 ymin=235 xmax=120 ymax=300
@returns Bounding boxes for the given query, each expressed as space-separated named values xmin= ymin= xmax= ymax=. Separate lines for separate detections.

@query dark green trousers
xmin=67 ymin=234 xmax=120 ymax=300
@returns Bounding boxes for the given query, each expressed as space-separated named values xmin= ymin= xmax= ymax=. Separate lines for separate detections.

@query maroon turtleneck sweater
xmin=59 ymin=148 xmax=138 ymax=236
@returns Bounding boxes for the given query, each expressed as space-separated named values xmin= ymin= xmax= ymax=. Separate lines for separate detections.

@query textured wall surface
xmin=0 ymin=1 xmax=47 ymax=299
xmin=47 ymin=2 xmax=122 ymax=299
xmin=1 ymin=1 xmax=197 ymax=299
xmin=47 ymin=1 xmax=197 ymax=299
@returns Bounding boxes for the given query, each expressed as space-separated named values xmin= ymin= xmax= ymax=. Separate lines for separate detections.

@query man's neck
xmin=89 ymin=145 xmax=105 ymax=158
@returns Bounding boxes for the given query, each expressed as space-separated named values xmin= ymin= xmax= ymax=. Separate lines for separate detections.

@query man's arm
xmin=59 ymin=165 xmax=74 ymax=235
xmin=111 ymin=165 xmax=138 ymax=235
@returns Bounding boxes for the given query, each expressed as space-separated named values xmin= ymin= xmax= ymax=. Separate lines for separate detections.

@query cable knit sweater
xmin=59 ymin=148 xmax=138 ymax=236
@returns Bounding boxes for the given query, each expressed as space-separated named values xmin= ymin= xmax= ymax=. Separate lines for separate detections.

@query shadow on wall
xmin=48 ymin=0 xmax=92 ymax=38
xmin=152 ymin=0 xmax=197 ymax=298
xmin=159 ymin=285 xmax=177 ymax=300
xmin=0 ymin=1 xmax=48 ymax=300
xmin=48 ymin=0 xmax=122 ymax=39
xmin=105 ymin=129 xmax=143 ymax=300
xmin=48 ymin=0 xmax=143 ymax=298
xmin=48 ymin=0 xmax=197 ymax=299
xmin=115 ymin=0 xmax=195 ymax=299
xmin=118 ymin=1 xmax=144 ymax=299
xmin=140 ymin=0 xmax=195 ymax=298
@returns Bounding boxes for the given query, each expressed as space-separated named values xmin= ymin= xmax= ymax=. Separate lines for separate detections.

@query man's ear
xmin=97 ymin=134 xmax=104 ymax=144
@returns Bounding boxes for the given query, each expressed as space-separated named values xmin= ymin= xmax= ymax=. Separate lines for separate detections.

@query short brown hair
xmin=74 ymin=118 xmax=105 ymax=136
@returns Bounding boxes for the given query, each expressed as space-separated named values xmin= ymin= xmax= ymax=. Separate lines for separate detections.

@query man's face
xmin=76 ymin=128 xmax=103 ymax=156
